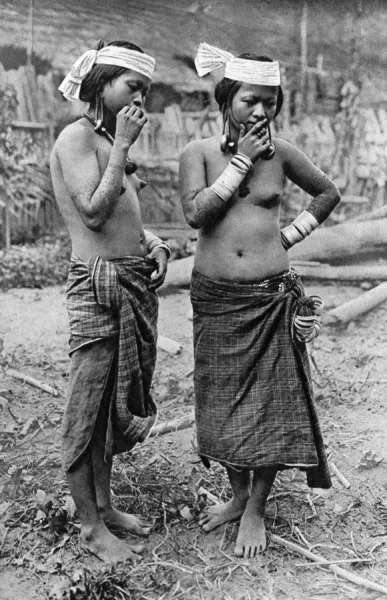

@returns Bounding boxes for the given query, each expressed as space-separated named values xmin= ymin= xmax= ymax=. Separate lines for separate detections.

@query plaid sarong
xmin=63 ymin=254 xmax=158 ymax=470
xmin=191 ymin=268 xmax=331 ymax=489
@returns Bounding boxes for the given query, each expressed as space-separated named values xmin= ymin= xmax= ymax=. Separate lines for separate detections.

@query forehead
xmin=236 ymin=83 xmax=278 ymax=100
xmin=116 ymin=69 xmax=151 ymax=87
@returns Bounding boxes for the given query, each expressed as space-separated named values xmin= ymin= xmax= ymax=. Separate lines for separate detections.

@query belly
xmin=195 ymin=203 xmax=289 ymax=281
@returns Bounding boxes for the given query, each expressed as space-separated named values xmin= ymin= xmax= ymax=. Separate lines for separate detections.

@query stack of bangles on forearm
xmin=280 ymin=210 xmax=319 ymax=250
xmin=144 ymin=230 xmax=171 ymax=258
xmin=210 ymin=152 xmax=253 ymax=201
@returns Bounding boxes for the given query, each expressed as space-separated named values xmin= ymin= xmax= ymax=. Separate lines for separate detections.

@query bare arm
xmin=179 ymin=123 xmax=271 ymax=230
xmin=278 ymin=139 xmax=341 ymax=249
xmin=179 ymin=142 xmax=230 ymax=230
xmin=56 ymin=107 xmax=146 ymax=232
xmin=280 ymin=138 xmax=341 ymax=224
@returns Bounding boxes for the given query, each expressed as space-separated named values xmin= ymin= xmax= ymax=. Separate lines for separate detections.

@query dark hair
xmin=214 ymin=54 xmax=283 ymax=121
xmin=79 ymin=40 xmax=144 ymax=105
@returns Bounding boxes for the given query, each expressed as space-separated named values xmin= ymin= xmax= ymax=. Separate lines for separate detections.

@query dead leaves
xmin=34 ymin=489 xmax=77 ymax=536
xmin=179 ymin=467 xmax=217 ymax=524
xmin=356 ymin=449 xmax=384 ymax=471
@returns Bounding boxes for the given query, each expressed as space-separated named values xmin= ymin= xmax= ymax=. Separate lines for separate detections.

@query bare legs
xmin=198 ymin=467 xmax=250 ymax=531
xmin=66 ymin=447 xmax=143 ymax=563
xmin=234 ymin=466 xmax=277 ymax=558
xmin=66 ymin=416 xmax=150 ymax=563
xmin=91 ymin=433 xmax=152 ymax=537
xmin=198 ymin=465 xmax=277 ymax=558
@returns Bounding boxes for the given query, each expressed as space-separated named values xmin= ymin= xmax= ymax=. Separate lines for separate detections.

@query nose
xmin=132 ymin=92 xmax=143 ymax=108
xmin=252 ymin=102 xmax=265 ymax=120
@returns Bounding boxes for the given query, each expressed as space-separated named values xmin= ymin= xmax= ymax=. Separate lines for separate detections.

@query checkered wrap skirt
xmin=191 ymin=268 xmax=331 ymax=489
xmin=62 ymin=254 xmax=158 ymax=471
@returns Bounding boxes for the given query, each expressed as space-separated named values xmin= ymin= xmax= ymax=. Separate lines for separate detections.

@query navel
xmin=237 ymin=250 xmax=244 ymax=258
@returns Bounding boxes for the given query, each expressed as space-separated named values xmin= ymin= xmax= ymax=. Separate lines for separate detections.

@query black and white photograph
xmin=1 ymin=1 xmax=387 ymax=598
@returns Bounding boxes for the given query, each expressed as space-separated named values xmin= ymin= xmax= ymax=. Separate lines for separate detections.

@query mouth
xmin=246 ymin=119 xmax=268 ymax=129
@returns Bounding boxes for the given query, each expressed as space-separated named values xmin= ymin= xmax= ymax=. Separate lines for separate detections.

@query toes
xmin=198 ymin=515 xmax=210 ymax=525
xmin=198 ymin=509 xmax=212 ymax=519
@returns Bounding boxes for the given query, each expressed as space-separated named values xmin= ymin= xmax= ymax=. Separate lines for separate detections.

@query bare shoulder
xmin=53 ymin=119 xmax=95 ymax=159
xmin=272 ymin=137 xmax=300 ymax=164
xmin=181 ymin=137 xmax=217 ymax=161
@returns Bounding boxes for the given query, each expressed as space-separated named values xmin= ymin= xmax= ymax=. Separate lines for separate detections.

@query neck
xmin=88 ymin=105 xmax=116 ymax=137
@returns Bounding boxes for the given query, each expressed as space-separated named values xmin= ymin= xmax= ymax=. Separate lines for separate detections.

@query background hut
xmin=1 ymin=0 xmax=387 ymax=244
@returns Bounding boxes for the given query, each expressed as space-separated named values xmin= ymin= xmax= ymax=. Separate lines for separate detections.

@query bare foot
xmin=198 ymin=498 xmax=247 ymax=532
xmin=81 ymin=523 xmax=144 ymax=563
xmin=234 ymin=507 xmax=266 ymax=558
xmin=101 ymin=507 xmax=153 ymax=536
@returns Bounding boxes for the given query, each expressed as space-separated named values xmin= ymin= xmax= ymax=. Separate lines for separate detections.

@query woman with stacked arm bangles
xmin=179 ymin=43 xmax=340 ymax=558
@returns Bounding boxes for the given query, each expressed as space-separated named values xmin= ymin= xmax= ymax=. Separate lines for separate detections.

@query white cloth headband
xmin=59 ymin=46 xmax=156 ymax=101
xmin=195 ymin=42 xmax=280 ymax=86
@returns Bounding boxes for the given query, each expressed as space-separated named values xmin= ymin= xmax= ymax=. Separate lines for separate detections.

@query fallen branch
xmin=7 ymin=369 xmax=59 ymax=396
xmin=330 ymin=461 xmax=351 ymax=489
xmin=150 ymin=411 xmax=195 ymax=437
xmin=289 ymin=218 xmax=387 ymax=262
xmin=325 ymin=281 xmax=387 ymax=325
xmin=294 ymin=557 xmax=375 ymax=567
xmin=347 ymin=204 xmax=387 ymax=223
xmin=271 ymin=534 xmax=387 ymax=595
xmin=292 ymin=262 xmax=387 ymax=282
xmin=157 ymin=335 xmax=182 ymax=355
xmin=160 ymin=255 xmax=387 ymax=291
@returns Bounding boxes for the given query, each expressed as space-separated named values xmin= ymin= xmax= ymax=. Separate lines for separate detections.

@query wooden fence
xmin=1 ymin=62 xmax=387 ymax=245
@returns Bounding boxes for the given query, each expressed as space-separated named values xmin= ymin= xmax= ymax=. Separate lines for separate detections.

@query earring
xmin=94 ymin=94 xmax=104 ymax=132
xmin=220 ymin=116 xmax=229 ymax=153
xmin=262 ymin=125 xmax=276 ymax=160
xmin=220 ymin=114 xmax=235 ymax=153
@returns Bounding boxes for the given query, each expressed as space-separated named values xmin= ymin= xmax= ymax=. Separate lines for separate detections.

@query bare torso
xmin=50 ymin=118 xmax=147 ymax=262
xmin=195 ymin=136 xmax=289 ymax=281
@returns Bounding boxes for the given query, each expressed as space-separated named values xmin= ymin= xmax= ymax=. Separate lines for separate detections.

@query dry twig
xmin=7 ymin=369 xmax=59 ymax=396
xmin=330 ymin=461 xmax=351 ymax=489
xmin=150 ymin=411 xmax=195 ymax=437
xmin=272 ymin=534 xmax=387 ymax=595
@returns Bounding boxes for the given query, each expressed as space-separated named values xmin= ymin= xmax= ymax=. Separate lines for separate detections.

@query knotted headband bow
xmin=194 ymin=42 xmax=280 ymax=86
xmin=59 ymin=46 xmax=156 ymax=101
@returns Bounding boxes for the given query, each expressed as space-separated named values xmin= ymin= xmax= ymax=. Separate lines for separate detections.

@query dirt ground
xmin=1 ymin=277 xmax=387 ymax=600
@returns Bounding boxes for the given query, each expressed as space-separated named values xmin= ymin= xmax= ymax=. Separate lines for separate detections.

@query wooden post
xmin=27 ymin=0 xmax=35 ymax=67
xmin=5 ymin=196 xmax=11 ymax=250
xmin=300 ymin=0 xmax=308 ymax=112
